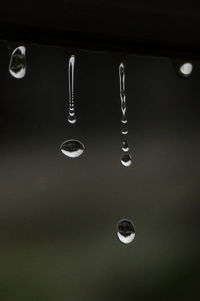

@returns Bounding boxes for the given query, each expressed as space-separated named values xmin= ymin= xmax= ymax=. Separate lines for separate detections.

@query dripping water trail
xmin=68 ymin=55 xmax=76 ymax=124
xmin=60 ymin=54 xmax=85 ymax=158
xmin=119 ymin=62 xmax=132 ymax=167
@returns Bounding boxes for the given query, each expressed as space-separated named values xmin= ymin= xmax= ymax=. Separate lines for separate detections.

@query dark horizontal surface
xmin=1 ymin=1 xmax=200 ymax=57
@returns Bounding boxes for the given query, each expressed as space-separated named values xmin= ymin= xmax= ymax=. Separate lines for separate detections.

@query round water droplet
xmin=60 ymin=140 xmax=84 ymax=158
xmin=117 ymin=219 xmax=135 ymax=244
xmin=9 ymin=46 xmax=26 ymax=79
xmin=122 ymin=140 xmax=129 ymax=152
xmin=68 ymin=115 xmax=76 ymax=124
xmin=121 ymin=154 xmax=132 ymax=167
xmin=121 ymin=128 xmax=128 ymax=135
xmin=179 ymin=62 xmax=193 ymax=77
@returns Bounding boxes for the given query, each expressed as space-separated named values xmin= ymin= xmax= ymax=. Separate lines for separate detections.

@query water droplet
xmin=9 ymin=46 xmax=26 ymax=79
xmin=60 ymin=140 xmax=84 ymax=158
xmin=68 ymin=115 xmax=76 ymax=124
xmin=121 ymin=128 xmax=128 ymax=135
xmin=121 ymin=116 xmax=128 ymax=124
xmin=117 ymin=219 xmax=135 ymax=244
xmin=68 ymin=55 xmax=76 ymax=124
xmin=179 ymin=62 xmax=193 ymax=77
xmin=121 ymin=154 xmax=132 ymax=167
xmin=122 ymin=140 xmax=129 ymax=152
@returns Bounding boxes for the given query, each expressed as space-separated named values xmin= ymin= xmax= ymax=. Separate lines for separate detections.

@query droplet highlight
xmin=60 ymin=140 xmax=85 ymax=158
xmin=179 ymin=62 xmax=193 ymax=77
xmin=117 ymin=219 xmax=135 ymax=244
xmin=122 ymin=140 xmax=129 ymax=152
xmin=68 ymin=55 xmax=76 ymax=124
xmin=68 ymin=115 xmax=76 ymax=124
xmin=9 ymin=46 xmax=26 ymax=79
xmin=121 ymin=128 xmax=128 ymax=135
xmin=121 ymin=154 xmax=132 ymax=167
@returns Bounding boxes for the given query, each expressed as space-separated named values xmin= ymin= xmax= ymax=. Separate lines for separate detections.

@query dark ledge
xmin=1 ymin=1 xmax=200 ymax=59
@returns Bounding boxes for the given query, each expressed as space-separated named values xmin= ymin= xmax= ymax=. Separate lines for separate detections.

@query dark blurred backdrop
xmin=0 ymin=43 xmax=200 ymax=300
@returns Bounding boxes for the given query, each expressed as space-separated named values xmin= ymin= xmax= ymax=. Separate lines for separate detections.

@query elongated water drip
xmin=61 ymin=54 xmax=84 ymax=159
xmin=9 ymin=46 xmax=26 ymax=79
xmin=119 ymin=62 xmax=132 ymax=167
xmin=68 ymin=55 xmax=76 ymax=124
xmin=119 ymin=63 xmax=127 ymax=124
xmin=179 ymin=62 xmax=193 ymax=77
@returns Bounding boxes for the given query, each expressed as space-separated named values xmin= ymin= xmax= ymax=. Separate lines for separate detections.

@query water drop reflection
xmin=60 ymin=139 xmax=85 ymax=158
xmin=9 ymin=46 xmax=26 ymax=79
xmin=117 ymin=219 xmax=135 ymax=244
xmin=179 ymin=62 xmax=193 ymax=77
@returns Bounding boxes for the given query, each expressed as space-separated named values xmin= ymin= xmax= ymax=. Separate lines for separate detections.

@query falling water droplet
xmin=121 ymin=116 xmax=128 ymax=124
xmin=60 ymin=139 xmax=85 ymax=158
xmin=68 ymin=115 xmax=76 ymax=124
xmin=68 ymin=55 xmax=76 ymax=124
xmin=9 ymin=46 xmax=26 ymax=79
xmin=117 ymin=219 xmax=135 ymax=244
xmin=121 ymin=128 xmax=128 ymax=135
xmin=122 ymin=140 xmax=129 ymax=152
xmin=121 ymin=154 xmax=132 ymax=167
xmin=179 ymin=62 xmax=193 ymax=77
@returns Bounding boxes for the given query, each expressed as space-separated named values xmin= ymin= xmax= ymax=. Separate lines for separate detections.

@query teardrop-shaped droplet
xmin=117 ymin=219 xmax=135 ymax=244
xmin=121 ymin=154 xmax=132 ymax=167
xmin=9 ymin=46 xmax=26 ymax=79
xmin=60 ymin=139 xmax=85 ymax=158
xmin=122 ymin=140 xmax=129 ymax=152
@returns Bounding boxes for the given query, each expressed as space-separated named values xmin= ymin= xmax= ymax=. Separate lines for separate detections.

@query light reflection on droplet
xmin=121 ymin=128 xmax=128 ymax=135
xmin=117 ymin=219 xmax=135 ymax=244
xmin=121 ymin=154 xmax=132 ymax=167
xmin=122 ymin=140 xmax=129 ymax=152
xmin=121 ymin=116 xmax=128 ymax=124
xmin=60 ymin=139 xmax=84 ymax=158
xmin=68 ymin=115 xmax=76 ymax=124
xmin=179 ymin=62 xmax=193 ymax=77
xmin=9 ymin=46 xmax=26 ymax=79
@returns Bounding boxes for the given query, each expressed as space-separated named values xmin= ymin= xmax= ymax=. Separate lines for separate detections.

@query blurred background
xmin=0 ymin=42 xmax=200 ymax=300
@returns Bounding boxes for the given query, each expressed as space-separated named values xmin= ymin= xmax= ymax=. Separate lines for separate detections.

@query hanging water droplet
xmin=9 ymin=46 xmax=26 ymax=79
xmin=60 ymin=139 xmax=84 ymax=158
xmin=122 ymin=140 xmax=129 ymax=152
xmin=121 ymin=154 xmax=132 ymax=167
xmin=117 ymin=219 xmax=135 ymax=244
xmin=68 ymin=55 xmax=76 ymax=124
xmin=179 ymin=62 xmax=193 ymax=77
